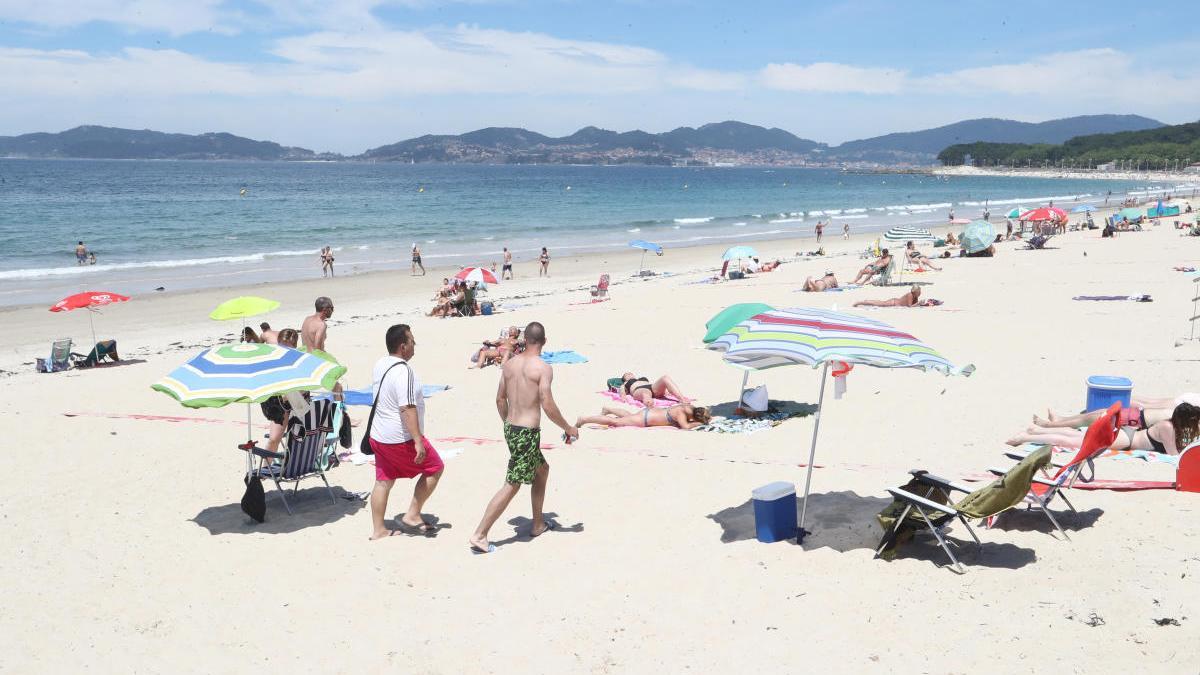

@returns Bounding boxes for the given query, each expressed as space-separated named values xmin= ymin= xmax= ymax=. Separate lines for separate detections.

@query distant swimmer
xmin=240 ymin=188 xmax=247 ymax=197
xmin=418 ymin=187 xmax=425 ymax=193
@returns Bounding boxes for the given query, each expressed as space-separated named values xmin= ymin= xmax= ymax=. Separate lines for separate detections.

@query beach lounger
xmin=998 ymin=403 xmax=1121 ymax=531
xmin=36 ymin=338 xmax=73 ymax=373
xmin=250 ymin=397 xmax=337 ymax=514
xmin=875 ymin=446 xmax=1053 ymax=573
xmin=590 ymin=274 xmax=611 ymax=300
xmin=72 ymin=339 xmax=119 ymax=368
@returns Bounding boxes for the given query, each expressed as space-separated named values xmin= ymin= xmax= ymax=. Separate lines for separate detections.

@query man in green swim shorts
xmin=469 ymin=321 xmax=579 ymax=554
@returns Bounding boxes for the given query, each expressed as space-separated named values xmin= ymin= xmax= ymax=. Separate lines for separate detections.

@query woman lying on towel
xmin=613 ymin=372 xmax=692 ymax=406
xmin=854 ymin=285 xmax=921 ymax=308
xmin=802 ymin=272 xmax=838 ymax=292
xmin=1006 ymin=402 xmax=1200 ymax=455
xmin=577 ymin=404 xmax=711 ymax=430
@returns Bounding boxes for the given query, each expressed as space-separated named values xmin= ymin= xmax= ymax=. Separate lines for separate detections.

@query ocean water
xmin=0 ymin=159 xmax=1187 ymax=305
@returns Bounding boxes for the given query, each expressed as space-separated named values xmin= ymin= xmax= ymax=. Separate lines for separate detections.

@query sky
xmin=1 ymin=0 xmax=1198 ymax=154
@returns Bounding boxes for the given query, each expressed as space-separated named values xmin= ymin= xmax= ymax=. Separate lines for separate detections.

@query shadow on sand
xmin=487 ymin=512 xmax=585 ymax=550
xmin=706 ymin=399 xmax=817 ymax=419
xmin=191 ymin=485 xmax=366 ymax=535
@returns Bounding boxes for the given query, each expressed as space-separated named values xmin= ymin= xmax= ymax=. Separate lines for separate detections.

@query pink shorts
xmin=369 ymin=437 xmax=444 ymax=481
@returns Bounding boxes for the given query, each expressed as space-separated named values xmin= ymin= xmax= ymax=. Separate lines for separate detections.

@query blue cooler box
xmin=1086 ymin=375 xmax=1132 ymax=411
xmin=752 ymin=481 xmax=798 ymax=543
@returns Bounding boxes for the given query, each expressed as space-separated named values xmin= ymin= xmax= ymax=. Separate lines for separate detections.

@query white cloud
xmin=760 ymin=62 xmax=907 ymax=94
xmin=0 ymin=0 xmax=234 ymax=36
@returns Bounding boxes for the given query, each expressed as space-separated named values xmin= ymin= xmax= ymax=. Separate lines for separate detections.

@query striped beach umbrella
xmin=455 ymin=266 xmax=499 ymax=285
xmin=708 ymin=308 xmax=973 ymax=541
xmin=882 ymin=225 xmax=935 ymax=242
xmin=153 ymin=343 xmax=345 ymax=409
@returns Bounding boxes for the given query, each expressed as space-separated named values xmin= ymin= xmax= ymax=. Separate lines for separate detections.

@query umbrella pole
xmin=87 ymin=308 xmax=98 ymax=349
xmin=797 ymin=361 xmax=830 ymax=543
xmin=736 ymin=370 xmax=749 ymax=409
xmin=639 ymin=250 xmax=646 ymax=275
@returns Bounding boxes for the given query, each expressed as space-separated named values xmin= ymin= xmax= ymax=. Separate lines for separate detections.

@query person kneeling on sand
xmin=577 ymin=403 xmax=710 ymax=430
xmin=852 ymin=250 xmax=892 ymax=285
xmin=1007 ymin=403 xmax=1200 ymax=456
xmin=802 ymin=271 xmax=838 ymax=292
xmin=855 ymin=285 xmax=921 ymax=308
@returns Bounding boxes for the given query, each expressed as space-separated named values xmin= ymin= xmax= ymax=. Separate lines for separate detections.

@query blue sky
xmin=1 ymin=1 xmax=1196 ymax=153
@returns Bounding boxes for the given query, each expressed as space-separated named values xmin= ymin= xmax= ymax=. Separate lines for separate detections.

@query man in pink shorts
xmin=368 ymin=324 xmax=444 ymax=540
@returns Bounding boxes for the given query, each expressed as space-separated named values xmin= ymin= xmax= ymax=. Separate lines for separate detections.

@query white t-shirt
xmin=369 ymin=355 xmax=424 ymax=444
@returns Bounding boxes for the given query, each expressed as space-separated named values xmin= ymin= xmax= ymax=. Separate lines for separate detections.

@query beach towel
xmin=598 ymin=390 xmax=676 ymax=408
xmin=540 ymin=350 xmax=588 ymax=364
xmin=1072 ymin=294 xmax=1152 ymax=302
xmin=1067 ymin=479 xmax=1175 ymax=491
xmin=694 ymin=411 xmax=799 ymax=434
xmin=1098 ymin=449 xmax=1180 ymax=466
xmin=318 ymin=384 xmax=450 ymax=407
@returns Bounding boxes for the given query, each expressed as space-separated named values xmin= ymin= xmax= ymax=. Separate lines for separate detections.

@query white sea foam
xmin=843 ymin=208 xmax=867 ymax=214
xmin=838 ymin=214 xmax=869 ymax=219
xmin=0 ymin=253 xmax=272 ymax=280
xmin=768 ymin=217 xmax=805 ymax=224
xmin=674 ymin=217 xmax=713 ymax=224
xmin=732 ymin=222 xmax=747 ymax=226
xmin=885 ymin=202 xmax=952 ymax=211
xmin=627 ymin=228 xmax=641 ymax=233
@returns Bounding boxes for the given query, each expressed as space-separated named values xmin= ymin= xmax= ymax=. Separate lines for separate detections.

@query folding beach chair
xmin=321 ymin=400 xmax=345 ymax=469
xmin=590 ymin=274 xmax=611 ymax=300
xmin=875 ymin=446 xmax=1053 ymax=573
xmin=250 ymin=397 xmax=337 ymax=514
xmin=874 ymin=257 xmax=897 ymax=286
xmin=998 ymin=403 xmax=1121 ymax=532
xmin=36 ymin=338 xmax=73 ymax=373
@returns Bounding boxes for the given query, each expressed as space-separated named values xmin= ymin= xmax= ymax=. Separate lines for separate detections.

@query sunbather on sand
xmin=802 ymin=272 xmax=838 ymax=292
xmin=1006 ymin=403 xmax=1200 ymax=455
xmin=1034 ymin=392 xmax=1200 ymax=429
xmin=854 ymin=285 xmax=920 ymax=308
xmin=577 ymin=403 xmax=710 ymax=430
xmin=852 ymin=250 xmax=892 ymax=285
xmin=616 ymin=372 xmax=692 ymax=406
xmin=905 ymin=241 xmax=942 ymax=270
xmin=469 ymin=326 xmax=521 ymax=369
xmin=1133 ymin=392 xmax=1200 ymax=409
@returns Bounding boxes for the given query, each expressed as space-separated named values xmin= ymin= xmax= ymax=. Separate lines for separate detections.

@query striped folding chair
xmin=251 ymin=397 xmax=337 ymax=514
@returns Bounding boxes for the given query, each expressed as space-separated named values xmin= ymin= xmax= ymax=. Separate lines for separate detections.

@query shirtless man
xmin=259 ymin=322 xmax=279 ymax=345
xmin=502 ymin=247 xmax=514 ymax=280
xmin=75 ymin=241 xmax=88 ymax=265
xmin=469 ymin=321 xmax=579 ymax=554
xmin=854 ymin=285 xmax=921 ymax=308
xmin=301 ymin=297 xmax=333 ymax=351
xmin=852 ymin=250 xmax=892 ymax=285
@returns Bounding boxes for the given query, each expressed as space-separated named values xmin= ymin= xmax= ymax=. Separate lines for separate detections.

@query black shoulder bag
xmin=360 ymin=361 xmax=405 ymax=455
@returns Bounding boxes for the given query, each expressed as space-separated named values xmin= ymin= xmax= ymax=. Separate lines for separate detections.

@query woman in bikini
xmin=577 ymin=403 xmax=711 ymax=430
xmin=904 ymin=241 xmax=941 ymax=270
xmin=854 ymin=285 xmax=920 ymax=308
xmin=802 ymin=271 xmax=839 ymax=292
xmin=1006 ymin=402 xmax=1200 ymax=455
xmin=538 ymin=247 xmax=550 ymax=277
xmin=616 ymin=372 xmax=692 ymax=407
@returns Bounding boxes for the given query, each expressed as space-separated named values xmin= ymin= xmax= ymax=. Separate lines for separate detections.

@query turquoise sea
xmin=0 ymin=159 xmax=1188 ymax=305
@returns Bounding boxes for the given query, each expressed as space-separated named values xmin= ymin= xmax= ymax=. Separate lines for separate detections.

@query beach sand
xmin=3 ymin=203 xmax=1199 ymax=672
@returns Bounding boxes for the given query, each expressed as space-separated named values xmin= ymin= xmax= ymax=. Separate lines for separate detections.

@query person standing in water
xmin=412 ymin=244 xmax=425 ymax=276
xmin=815 ymin=221 xmax=824 ymax=243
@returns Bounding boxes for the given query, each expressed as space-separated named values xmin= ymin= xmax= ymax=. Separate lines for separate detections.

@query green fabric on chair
xmin=955 ymin=445 xmax=1052 ymax=518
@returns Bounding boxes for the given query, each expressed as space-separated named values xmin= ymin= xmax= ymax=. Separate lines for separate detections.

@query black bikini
xmin=624 ymin=377 xmax=652 ymax=397
xmin=1147 ymin=429 xmax=1167 ymax=454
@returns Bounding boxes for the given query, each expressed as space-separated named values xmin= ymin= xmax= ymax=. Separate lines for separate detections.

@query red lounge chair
xmin=589 ymin=274 xmax=610 ymax=301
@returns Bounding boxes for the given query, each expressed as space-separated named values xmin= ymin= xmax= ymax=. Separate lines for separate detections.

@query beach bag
xmin=741 ymin=385 xmax=769 ymax=413
xmin=339 ymin=409 xmax=353 ymax=449
xmin=606 ymin=377 xmax=624 ymax=392
xmin=360 ymin=362 xmax=404 ymax=455
xmin=481 ymin=302 xmax=494 ymax=315
xmin=728 ymin=270 xmax=745 ymax=280
xmin=241 ymin=473 xmax=266 ymax=523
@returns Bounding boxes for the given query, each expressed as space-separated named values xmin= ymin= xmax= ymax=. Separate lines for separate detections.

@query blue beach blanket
xmin=540 ymin=350 xmax=588 ymax=364
xmin=317 ymin=384 xmax=451 ymax=406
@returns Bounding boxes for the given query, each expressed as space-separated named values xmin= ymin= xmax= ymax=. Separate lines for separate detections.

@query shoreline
xmin=935 ymin=164 xmax=1200 ymax=184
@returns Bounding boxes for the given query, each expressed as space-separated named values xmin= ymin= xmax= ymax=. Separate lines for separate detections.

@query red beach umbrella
xmin=455 ymin=267 xmax=499 ymax=285
xmin=49 ymin=290 xmax=130 ymax=347
xmin=1020 ymin=207 xmax=1067 ymax=222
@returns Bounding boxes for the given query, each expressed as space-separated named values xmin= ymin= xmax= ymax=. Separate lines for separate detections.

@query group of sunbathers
xmin=1007 ymin=393 xmax=1200 ymax=455
xmin=575 ymin=372 xmax=710 ymax=430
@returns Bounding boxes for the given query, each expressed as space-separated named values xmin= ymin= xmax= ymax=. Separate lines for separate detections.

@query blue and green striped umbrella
xmin=151 ymin=343 xmax=346 ymax=409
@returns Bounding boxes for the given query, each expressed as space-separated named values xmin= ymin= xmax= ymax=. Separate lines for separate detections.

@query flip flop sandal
xmin=396 ymin=521 xmax=436 ymax=537
xmin=470 ymin=543 xmax=497 ymax=554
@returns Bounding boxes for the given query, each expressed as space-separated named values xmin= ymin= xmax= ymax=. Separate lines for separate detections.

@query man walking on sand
xmin=469 ymin=321 xmax=579 ymax=554
xmin=301 ymin=296 xmax=333 ymax=351
xmin=502 ymin=247 xmax=513 ymax=280
xmin=368 ymin=324 xmax=444 ymax=539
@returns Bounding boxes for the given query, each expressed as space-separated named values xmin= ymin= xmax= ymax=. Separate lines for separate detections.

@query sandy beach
xmin=3 ymin=200 xmax=1200 ymax=672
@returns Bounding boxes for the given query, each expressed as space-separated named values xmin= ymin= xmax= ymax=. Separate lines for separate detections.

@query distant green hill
xmin=0 ymin=125 xmax=330 ymax=160
xmin=938 ymin=120 xmax=1200 ymax=166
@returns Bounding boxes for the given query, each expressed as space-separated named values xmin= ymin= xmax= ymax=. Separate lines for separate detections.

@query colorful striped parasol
xmin=708 ymin=308 xmax=973 ymax=541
